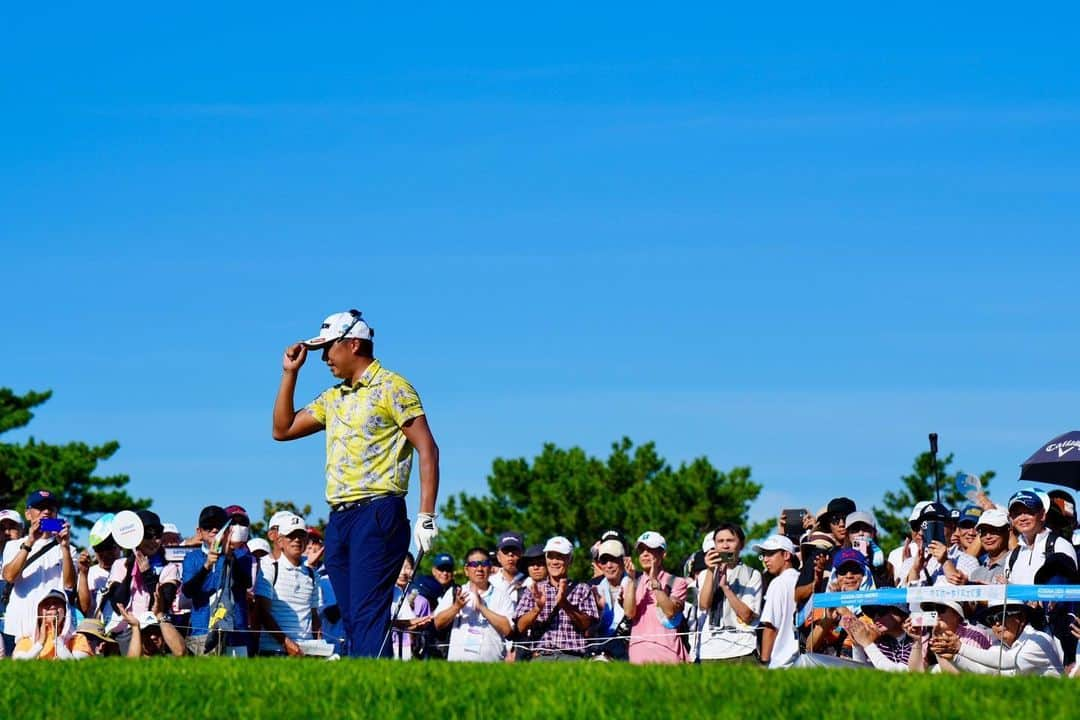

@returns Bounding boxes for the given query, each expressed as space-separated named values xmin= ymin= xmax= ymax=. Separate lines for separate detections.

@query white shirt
xmin=2 ymin=538 xmax=67 ymax=639
xmin=1007 ymin=529 xmax=1078 ymax=586
xmin=254 ymin=555 xmax=317 ymax=652
xmin=954 ymin=625 xmax=1063 ymax=676
xmin=435 ymin=583 xmax=514 ymax=662
xmin=695 ymin=564 xmax=762 ymax=660
xmin=760 ymin=567 xmax=800 ymax=669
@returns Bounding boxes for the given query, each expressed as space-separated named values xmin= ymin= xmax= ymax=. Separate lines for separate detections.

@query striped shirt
xmin=255 ymin=556 xmax=318 ymax=652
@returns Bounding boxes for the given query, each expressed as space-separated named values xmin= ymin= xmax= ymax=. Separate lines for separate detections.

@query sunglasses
xmin=465 ymin=560 xmax=491 ymax=568
xmin=597 ymin=554 xmax=623 ymax=564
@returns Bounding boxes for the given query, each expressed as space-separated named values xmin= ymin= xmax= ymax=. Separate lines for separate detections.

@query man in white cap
xmin=513 ymin=536 xmax=597 ymax=660
xmin=886 ymin=501 xmax=931 ymax=586
xmin=753 ymin=534 xmax=800 ymax=668
xmin=254 ymin=513 xmax=320 ymax=656
xmin=968 ymin=508 xmax=1012 ymax=585
xmin=1005 ymin=489 xmax=1077 ymax=586
xmin=272 ymin=309 xmax=440 ymax=658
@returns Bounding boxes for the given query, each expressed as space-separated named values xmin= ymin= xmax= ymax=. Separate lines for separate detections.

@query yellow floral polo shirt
xmin=305 ymin=359 xmax=426 ymax=505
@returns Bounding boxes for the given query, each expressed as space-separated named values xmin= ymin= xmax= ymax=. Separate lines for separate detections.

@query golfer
xmin=273 ymin=309 xmax=440 ymax=658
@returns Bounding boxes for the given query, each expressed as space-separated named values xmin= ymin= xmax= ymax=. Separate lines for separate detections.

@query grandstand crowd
xmin=1 ymin=484 xmax=1078 ymax=676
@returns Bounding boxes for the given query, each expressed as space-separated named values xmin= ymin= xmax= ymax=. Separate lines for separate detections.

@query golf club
xmin=929 ymin=432 xmax=941 ymax=504
xmin=379 ymin=548 xmax=425 ymax=658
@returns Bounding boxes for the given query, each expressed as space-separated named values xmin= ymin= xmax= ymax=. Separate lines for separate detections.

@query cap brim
xmin=302 ymin=336 xmax=334 ymax=349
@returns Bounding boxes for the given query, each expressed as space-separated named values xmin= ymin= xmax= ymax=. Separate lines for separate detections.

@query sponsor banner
xmin=815 ymin=585 xmax=1080 ymax=609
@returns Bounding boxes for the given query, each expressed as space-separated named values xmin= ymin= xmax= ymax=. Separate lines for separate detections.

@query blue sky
xmin=4 ymin=5 xmax=1079 ymax=541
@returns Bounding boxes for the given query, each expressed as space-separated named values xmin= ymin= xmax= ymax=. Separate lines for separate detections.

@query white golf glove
xmin=413 ymin=512 xmax=438 ymax=553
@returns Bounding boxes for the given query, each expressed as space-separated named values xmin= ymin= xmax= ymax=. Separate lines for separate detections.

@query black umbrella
xmin=1019 ymin=430 xmax=1080 ymax=490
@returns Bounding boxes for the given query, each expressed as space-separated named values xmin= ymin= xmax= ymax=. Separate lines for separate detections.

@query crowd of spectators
xmin=2 ymin=484 xmax=1079 ymax=676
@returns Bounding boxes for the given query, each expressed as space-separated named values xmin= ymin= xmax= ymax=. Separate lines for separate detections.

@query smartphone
xmin=717 ymin=552 xmax=736 ymax=564
xmin=923 ymin=520 xmax=947 ymax=546
xmin=782 ymin=509 xmax=805 ymax=541
xmin=909 ymin=610 xmax=938 ymax=628
xmin=852 ymin=538 xmax=870 ymax=558
xmin=40 ymin=517 xmax=65 ymax=533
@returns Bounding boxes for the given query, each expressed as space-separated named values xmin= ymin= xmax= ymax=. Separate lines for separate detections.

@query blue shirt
xmin=181 ymin=546 xmax=253 ymax=644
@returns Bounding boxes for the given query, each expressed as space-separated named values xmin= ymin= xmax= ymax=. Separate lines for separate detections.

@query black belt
xmin=330 ymin=495 xmax=400 ymax=513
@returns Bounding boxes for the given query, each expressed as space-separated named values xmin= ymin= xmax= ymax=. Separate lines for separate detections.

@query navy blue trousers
xmin=325 ymin=495 xmax=410 ymax=658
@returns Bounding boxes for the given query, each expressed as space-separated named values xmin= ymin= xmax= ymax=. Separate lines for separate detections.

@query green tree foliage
xmin=434 ymin=438 xmax=761 ymax=580
xmin=0 ymin=388 xmax=150 ymax=529
xmin=250 ymin=498 xmax=326 ymax=537
xmin=873 ymin=450 xmax=995 ymax=551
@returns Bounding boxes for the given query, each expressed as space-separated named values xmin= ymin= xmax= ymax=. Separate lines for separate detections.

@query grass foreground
xmin=1 ymin=659 xmax=1073 ymax=719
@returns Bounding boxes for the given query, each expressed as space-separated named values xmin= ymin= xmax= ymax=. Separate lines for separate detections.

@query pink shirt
xmin=105 ymin=558 xmax=152 ymax=634
xmin=628 ymin=570 xmax=689 ymax=664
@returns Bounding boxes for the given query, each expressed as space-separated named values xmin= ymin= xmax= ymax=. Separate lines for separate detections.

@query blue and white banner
xmin=814 ymin=584 xmax=1079 ymax=609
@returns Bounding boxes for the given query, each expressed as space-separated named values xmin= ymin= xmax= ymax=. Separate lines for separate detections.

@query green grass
xmin=0 ymin=660 xmax=1073 ymax=720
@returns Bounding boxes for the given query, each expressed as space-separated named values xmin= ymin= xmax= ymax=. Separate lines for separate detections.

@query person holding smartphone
xmin=1 ymin=490 xmax=74 ymax=656
xmin=696 ymin=523 xmax=761 ymax=663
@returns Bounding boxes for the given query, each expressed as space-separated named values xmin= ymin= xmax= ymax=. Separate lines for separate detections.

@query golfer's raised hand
xmin=283 ymin=343 xmax=307 ymax=373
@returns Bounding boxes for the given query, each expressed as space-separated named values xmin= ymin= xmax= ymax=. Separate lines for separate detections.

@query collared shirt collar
xmin=339 ymin=359 xmax=383 ymax=394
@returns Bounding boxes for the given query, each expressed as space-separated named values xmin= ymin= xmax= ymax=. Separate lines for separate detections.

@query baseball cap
xmin=307 ymin=526 xmax=324 ymax=541
xmin=198 ymin=505 xmax=227 ymax=531
xmin=137 ymin=612 xmax=161 ymax=630
xmin=26 ymin=489 xmax=59 ymax=509
xmin=136 ymin=510 xmax=164 ymax=534
xmin=161 ymin=523 xmax=180 ymax=536
xmin=831 ymin=548 xmax=868 ymax=571
xmin=957 ymin=506 xmax=983 ymax=527
xmin=845 ymin=511 xmax=876 ymax=531
xmin=497 ymin=532 xmax=524 ymax=552
xmin=752 ymin=535 xmax=797 ymax=555
xmin=433 ymin=552 xmax=455 ymax=569
xmin=520 ymin=543 xmax=545 ymax=561
xmin=1009 ymin=489 xmax=1043 ymax=512
xmin=976 ymin=508 xmax=1010 ymax=528
xmin=302 ymin=310 xmax=374 ymax=349
xmin=826 ymin=497 xmax=857 ymax=519
xmin=916 ymin=502 xmax=950 ymax=523
xmin=800 ymin=531 xmax=837 ymax=552
xmin=0 ymin=509 xmax=23 ymax=526
xmin=636 ymin=531 xmax=667 ymax=551
xmin=40 ymin=588 xmax=67 ymax=605
xmin=921 ymin=600 xmax=965 ymax=618
xmin=543 ymin=536 xmax=573 ymax=555
xmin=248 ymin=538 xmax=272 ymax=556
xmin=908 ymin=501 xmax=932 ymax=524
xmin=277 ymin=514 xmax=306 ymax=536
xmin=268 ymin=510 xmax=294 ymax=531
xmin=701 ymin=531 xmax=715 ymax=553
xmin=597 ymin=539 xmax=625 ymax=558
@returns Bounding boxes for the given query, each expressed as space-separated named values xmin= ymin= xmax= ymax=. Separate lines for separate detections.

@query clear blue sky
xmin=4 ymin=5 xmax=1079 ymax=540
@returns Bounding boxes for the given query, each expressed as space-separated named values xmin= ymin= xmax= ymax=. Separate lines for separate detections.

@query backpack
xmin=1006 ymin=530 xmax=1065 ymax=577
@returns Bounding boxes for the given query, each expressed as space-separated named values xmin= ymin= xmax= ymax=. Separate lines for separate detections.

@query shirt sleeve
xmin=305 ymin=388 xmax=332 ymax=425
xmin=385 ymin=376 xmax=425 ymax=428
xmin=742 ymin=568 xmax=763 ymax=617
xmin=760 ymin=578 xmax=786 ymax=629
xmin=514 ymin=586 xmax=537 ymax=620
xmin=572 ymin=583 xmax=599 ymax=620
xmin=862 ymin=643 xmax=910 ymax=672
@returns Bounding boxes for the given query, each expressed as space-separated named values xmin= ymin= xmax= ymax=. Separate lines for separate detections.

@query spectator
xmin=266 ymin=511 xmax=294 ymax=561
xmin=1006 ymin=489 xmax=1077 ymax=585
xmin=939 ymin=601 xmax=1063 ymax=676
xmin=248 ymin=538 xmax=272 ymax=559
xmin=1046 ymin=490 xmax=1078 ymax=543
xmin=305 ymin=526 xmax=325 ymax=570
xmin=103 ymin=509 xmax=171 ymax=654
xmin=433 ymin=547 xmax=514 ymax=661
xmin=302 ymin=525 xmax=344 ymax=654
xmin=910 ymin=600 xmax=990 ymax=672
xmin=390 ymin=552 xmax=433 ymax=659
xmin=626 ymin=531 xmax=688 ymax=664
xmin=71 ymin=618 xmax=119 ymax=658
xmin=845 ymin=511 xmax=890 ymax=587
xmin=159 ymin=522 xmax=193 ymax=633
xmin=0 ymin=508 xmax=23 ymax=653
xmin=513 ymin=536 xmax=598 ymax=661
xmin=696 ymin=523 xmax=761 ymax=663
xmin=903 ymin=502 xmax=979 ymax=587
xmin=754 ymin=535 xmax=801 ymax=669
xmin=954 ymin=506 xmax=982 ymax=557
xmin=819 ymin=497 xmax=856 ymax=547
xmin=489 ymin=532 xmax=526 ymax=607
xmin=589 ymin=536 xmax=632 ymax=661
xmin=12 ymin=589 xmax=73 ymax=660
xmin=119 ymin=608 xmax=186 ymax=658
xmin=181 ymin=505 xmax=254 ymax=656
xmin=806 ymin=548 xmax=870 ymax=655
xmin=254 ymin=514 xmax=320 ymax=656
xmin=2 ymin=490 xmax=74 ymax=658
xmin=848 ymin=603 xmax=914 ymax=671
xmin=794 ymin=531 xmax=836 ymax=607
xmin=887 ymin=501 xmax=931 ymax=585
xmin=968 ymin=508 xmax=1011 ymax=585
xmin=520 ymin=544 xmax=547 ymax=587
xmin=75 ymin=534 xmax=121 ymax=623
xmin=414 ymin=552 xmax=456 ymax=658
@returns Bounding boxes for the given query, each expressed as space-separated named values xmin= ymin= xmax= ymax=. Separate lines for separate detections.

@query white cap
xmin=920 ymin=600 xmax=965 ymax=618
xmin=909 ymin=501 xmax=932 ymax=523
xmin=277 ymin=514 xmax=306 ymax=536
xmin=751 ymin=534 xmax=797 ymax=555
xmin=597 ymin=539 xmax=625 ymax=557
xmin=976 ymin=507 xmax=1010 ymax=528
xmin=248 ymin=538 xmax=272 ymax=556
xmin=268 ymin=511 xmax=294 ymax=531
xmin=0 ymin=509 xmax=23 ymax=526
xmin=636 ymin=531 xmax=667 ymax=551
xmin=161 ymin=523 xmax=180 ymax=536
xmin=543 ymin=536 xmax=573 ymax=555
xmin=137 ymin=612 xmax=160 ymax=630
xmin=302 ymin=310 xmax=374 ymax=348
xmin=846 ymin=511 xmax=876 ymax=531
xmin=701 ymin=531 xmax=715 ymax=553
